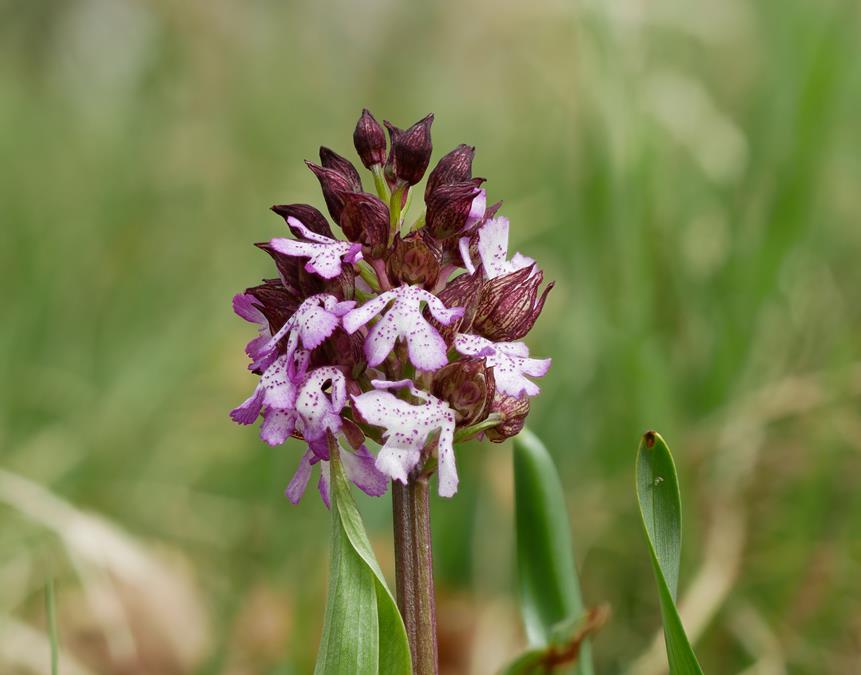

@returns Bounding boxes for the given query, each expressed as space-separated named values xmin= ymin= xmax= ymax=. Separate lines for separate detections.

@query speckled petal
xmin=454 ymin=333 xmax=550 ymax=398
xmin=260 ymin=408 xmax=297 ymax=446
xmin=342 ymin=291 xmax=395 ymax=334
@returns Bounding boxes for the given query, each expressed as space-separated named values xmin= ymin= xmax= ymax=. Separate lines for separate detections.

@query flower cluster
xmin=231 ymin=110 xmax=553 ymax=503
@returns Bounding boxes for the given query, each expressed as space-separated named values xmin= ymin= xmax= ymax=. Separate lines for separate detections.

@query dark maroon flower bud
xmin=270 ymin=203 xmax=334 ymax=239
xmin=383 ymin=121 xmax=401 ymax=188
xmin=425 ymin=178 xmax=485 ymax=240
xmin=317 ymin=327 xmax=364 ymax=372
xmin=255 ymin=242 xmax=306 ymax=299
xmin=339 ymin=192 xmax=390 ymax=257
xmin=472 ymin=265 xmax=553 ymax=341
xmin=387 ymin=231 xmax=441 ymax=288
xmin=306 ymin=161 xmax=355 ymax=223
xmin=432 ymin=358 xmax=495 ymax=426
xmin=319 ymin=147 xmax=363 ymax=193
xmin=386 ymin=113 xmax=434 ymax=186
xmin=425 ymin=144 xmax=475 ymax=199
xmin=439 ymin=199 xmax=502 ymax=265
xmin=486 ymin=392 xmax=530 ymax=443
xmin=426 ymin=271 xmax=483 ymax=344
xmin=245 ymin=279 xmax=299 ymax=337
xmin=353 ymin=109 xmax=387 ymax=169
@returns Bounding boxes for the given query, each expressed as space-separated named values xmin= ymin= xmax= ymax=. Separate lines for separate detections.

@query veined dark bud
xmin=472 ymin=265 xmax=554 ymax=341
xmin=339 ymin=192 xmax=389 ymax=257
xmin=383 ymin=121 xmax=401 ymax=188
xmin=432 ymin=358 xmax=495 ymax=427
xmin=306 ymin=161 xmax=355 ymax=224
xmin=425 ymin=144 xmax=475 ymax=199
xmin=427 ymin=271 xmax=483 ymax=344
xmin=245 ymin=279 xmax=300 ymax=338
xmin=318 ymin=327 xmax=364 ymax=372
xmin=386 ymin=113 xmax=434 ymax=186
xmin=353 ymin=109 xmax=387 ymax=169
xmin=486 ymin=392 xmax=530 ymax=443
xmin=387 ymin=231 xmax=441 ymax=288
xmin=319 ymin=147 xmax=363 ymax=193
xmin=255 ymin=242 xmax=306 ymax=299
xmin=425 ymin=178 xmax=485 ymax=240
xmin=271 ymin=203 xmax=334 ymax=239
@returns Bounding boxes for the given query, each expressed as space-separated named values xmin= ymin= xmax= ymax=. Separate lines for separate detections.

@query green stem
xmin=392 ymin=477 xmax=439 ymax=675
xmin=389 ymin=185 xmax=406 ymax=246
xmin=372 ymin=164 xmax=390 ymax=202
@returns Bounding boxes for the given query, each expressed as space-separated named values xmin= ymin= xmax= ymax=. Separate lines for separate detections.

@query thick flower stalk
xmin=230 ymin=109 xmax=553 ymax=672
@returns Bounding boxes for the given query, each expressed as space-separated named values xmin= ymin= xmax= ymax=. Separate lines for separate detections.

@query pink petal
xmin=285 ymin=450 xmax=315 ymax=504
xmin=230 ymin=385 xmax=265 ymax=425
xmin=459 ymin=236 xmax=476 ymax=275
xmin=342 ymin=444 xmax=389 ymax=497
xmin=233 ymin=293 xmax=266 ymax=324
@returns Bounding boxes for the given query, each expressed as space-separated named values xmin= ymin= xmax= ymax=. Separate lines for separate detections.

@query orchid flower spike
xmin=230 ymin=110 xmax=553 ymax=503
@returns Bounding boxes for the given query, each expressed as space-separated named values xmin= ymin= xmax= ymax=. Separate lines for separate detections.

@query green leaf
xmin=45 ymin=577 xmax=59 ymax=675
xmin=314 ymin=445 xmax=411 ymax=675
xmin=635 ymin=431 xmax=705 ymax=675
xmin=513 ymin=428 xmax=594 ymax=675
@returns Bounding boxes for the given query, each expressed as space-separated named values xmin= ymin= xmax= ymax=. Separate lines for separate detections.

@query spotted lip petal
xmin=454 ymin=333 xmax=550 ymax=398
xmin=270 ymin=217 xmax=362 ymax=280
xmin=343 ymin=285 xmax=464 ymax=371
xmin=352 ymin=379 xmax=458 ymax=497
xmin=475 ymin=216 xmax=535 ymax=279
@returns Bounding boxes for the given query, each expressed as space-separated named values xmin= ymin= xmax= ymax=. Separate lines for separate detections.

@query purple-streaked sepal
xmin=353 ymin=108 xmax=387 ymax=169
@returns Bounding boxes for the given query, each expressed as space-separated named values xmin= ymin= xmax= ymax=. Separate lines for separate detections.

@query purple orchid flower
xmin=454 ymin=333 xmax=550 ymax=397
xmin=352 ymin=379 xmax=458 ymax=497
xmin=270 ymin=217 xmax=362 ymax=279
xmin=342 ymin=285 xmax=464 ymax=371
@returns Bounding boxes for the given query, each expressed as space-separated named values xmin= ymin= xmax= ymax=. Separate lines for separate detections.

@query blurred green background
xmin=2 ymin=0 xmax=860 ymax=673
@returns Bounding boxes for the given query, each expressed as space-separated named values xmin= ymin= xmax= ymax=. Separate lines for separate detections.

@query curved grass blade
xmin=45 ymin=577 xmax=59 ymax=675
xmin=635 ymin=431 xmax=704 ymax=675
xmin=314 ymin=443 xmax=411 ymax=675
xmin=513 ymin=428 xmax=594 ymax=675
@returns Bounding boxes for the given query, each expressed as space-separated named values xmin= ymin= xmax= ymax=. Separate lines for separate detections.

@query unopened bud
xmin=472 ymin=265 xmax=553 ymax=341
xmin=306 ymin=161 xmax=355 ymax=224
xmin=271 ymin=203 xmax=334 ymax=239
xmin=426 ymin=271 xmax=483 ymax=343
xmin=432 ymin=358 xmax=495 ymax=426
xmin=425 ymin=178 xmax=485 ymax=239
xmin=425 ymin=144 xmax=475 ymax=199
xmin=387 ymin=232 xmax=441 ymax=288
xmin=386 ymin=113 xmax=434 ymax=186
xmin=319 ymin=146 xmax=363 ymax=192
xmin=245 ymin=279 xmax=300 ymax=336
xmin=486 ymin=392 xmax=530 ymax=442
xmin=339 ymin=192 xmax=389 ymax=257
xmin=353 ymin=109 xmax=387 ymax=169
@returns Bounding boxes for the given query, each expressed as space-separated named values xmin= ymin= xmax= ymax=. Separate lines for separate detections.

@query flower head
xmin=230 ymin=109 xmax=553 ymax=503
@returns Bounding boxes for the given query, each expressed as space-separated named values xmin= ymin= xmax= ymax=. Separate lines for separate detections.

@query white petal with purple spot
xmin=454 ymin=333 xmax=551 ymax=397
